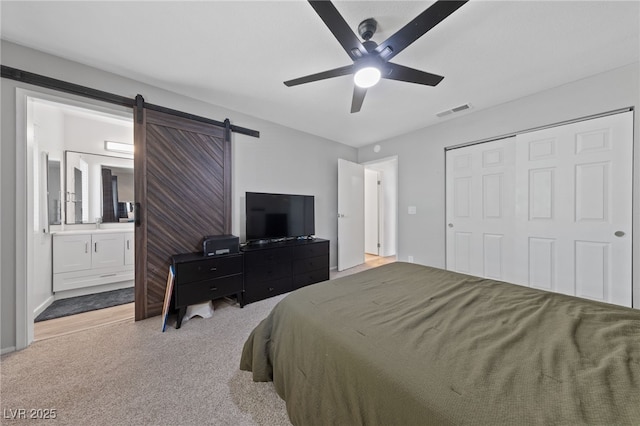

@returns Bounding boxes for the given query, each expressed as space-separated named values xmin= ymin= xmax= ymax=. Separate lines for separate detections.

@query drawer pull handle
xmin=100 ymin=273 xmax=117 ymax=278
xmin=210 ymin=287 xmax=218 ymax=291
xmin=210 ymin=267 xmax=217 ymax=271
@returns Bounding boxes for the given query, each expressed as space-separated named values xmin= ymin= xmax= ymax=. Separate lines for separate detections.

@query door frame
xmin=363 ymin=155 xmax=399 ymax=259
xmin=14 ymin=87 xmax=134 ymax=351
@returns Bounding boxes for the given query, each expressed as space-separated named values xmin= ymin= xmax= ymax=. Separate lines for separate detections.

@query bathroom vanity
xmin=52 ymin=229 xmax=134 ymax=292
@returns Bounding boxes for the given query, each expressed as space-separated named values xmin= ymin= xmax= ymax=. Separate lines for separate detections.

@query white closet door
xmin=446 ymin=111 xmax=633 ymax=307
xmin=445 ymin=137 xmax=517 ymax=281
xmin=513 ymin=112 xmax=633 ymax=306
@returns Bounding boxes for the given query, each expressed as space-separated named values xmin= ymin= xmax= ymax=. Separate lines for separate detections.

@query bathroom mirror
xmin=65 ymin=151 xmax=134 ymax=224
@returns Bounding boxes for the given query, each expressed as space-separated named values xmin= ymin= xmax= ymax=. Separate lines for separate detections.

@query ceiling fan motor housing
xmin=358 ymin=18 xmax=377 ymax=41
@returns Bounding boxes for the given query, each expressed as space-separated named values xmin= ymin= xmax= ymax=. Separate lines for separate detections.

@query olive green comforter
xmin=240 ymin=262 xmax=640 ymax=425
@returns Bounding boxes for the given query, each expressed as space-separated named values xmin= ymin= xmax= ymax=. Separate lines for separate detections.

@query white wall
xmin=358 ymin=62 xmax=640 ymax=309
xmin=232 ymin=122 xmax=355 ymax=249
xmin=1 ymin=40 xmax=357 ymax=352
xmin=63 ymin=113 xmax=133 ymax=153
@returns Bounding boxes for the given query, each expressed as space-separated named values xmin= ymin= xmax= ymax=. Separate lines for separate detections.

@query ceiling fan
xmin=284 ymin=0 xmax=468 ymax=113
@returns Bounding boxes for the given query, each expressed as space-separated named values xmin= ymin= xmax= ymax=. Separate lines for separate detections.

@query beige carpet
xmin=0 ymin=257 xmax=395 ymax=426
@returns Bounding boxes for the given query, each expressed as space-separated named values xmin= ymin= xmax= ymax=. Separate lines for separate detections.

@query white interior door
xmin=364 ymin=169 xmax=380 ymax=255
xmin=338 ymin=158 xmax=365 ymax=271
xmin=446 ymin=111 xmax=633 ymax=307
xmin=445 ymin=137 xmax=517 ymax=281
xmin=513 ymin=112 xmax=633 ymax=306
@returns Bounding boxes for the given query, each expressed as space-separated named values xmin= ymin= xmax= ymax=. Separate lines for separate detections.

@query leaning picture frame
xmin=161 ymin=265 xmax=175 ymax=332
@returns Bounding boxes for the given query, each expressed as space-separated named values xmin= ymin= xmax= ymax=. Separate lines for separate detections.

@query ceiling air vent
xmin=436 ymin=103 xmax=472 ymax=118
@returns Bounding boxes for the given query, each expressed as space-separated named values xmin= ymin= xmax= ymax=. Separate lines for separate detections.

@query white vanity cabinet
xmin=53 ymin=230 xmax=134 ymax=292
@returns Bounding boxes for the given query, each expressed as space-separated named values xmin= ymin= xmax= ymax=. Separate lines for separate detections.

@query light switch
xmin=408 ymin=206 xmax=417 ymax=215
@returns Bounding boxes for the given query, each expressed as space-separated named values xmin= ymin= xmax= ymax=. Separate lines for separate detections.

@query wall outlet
xmin=408 ymin=256 xmax=414 ymax=263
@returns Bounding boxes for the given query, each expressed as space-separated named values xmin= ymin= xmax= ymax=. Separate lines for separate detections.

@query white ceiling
xmin=2 ymin=1 xmax=639 ymax=147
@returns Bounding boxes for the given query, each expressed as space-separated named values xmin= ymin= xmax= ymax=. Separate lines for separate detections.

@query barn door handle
xmin=614 ymin=231 xmax=625 ymax=237
xmin=134 ymin=203 xmax=141 ymax=227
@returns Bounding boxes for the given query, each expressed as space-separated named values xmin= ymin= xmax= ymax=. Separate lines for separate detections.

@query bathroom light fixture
xmin=104 ymin=140 xmax=134 ymax=154
xmin=354 ymin=66 xmax=381 ymax=88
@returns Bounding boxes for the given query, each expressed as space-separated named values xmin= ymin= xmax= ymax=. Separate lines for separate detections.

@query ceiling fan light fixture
xmin=354 ymin=67 xmax=381 ymax=88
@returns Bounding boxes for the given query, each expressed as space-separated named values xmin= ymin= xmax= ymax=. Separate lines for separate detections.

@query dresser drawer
xmin=244 ymin=277 xmax=292 ymax=304
xmin=292 ymin=240 xmax=329 ymax=259
xmin=293 ymin=254 xmax=329 ymax=275
xmin=175 ymin=254 xmax=243 ymax=283
xmin=175 ymin=274 xmax=243 ymax=307
xmin=244 ymin=246 xmax=292 ymax=267
xmin=245 ymin=262 xmax=291 ymax=283
xmin=293 ymin=268 xmax=329 ymax=290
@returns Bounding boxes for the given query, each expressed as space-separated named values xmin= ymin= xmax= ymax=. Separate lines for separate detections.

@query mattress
xmin=241 ymin=262 xmax=640 ymax=425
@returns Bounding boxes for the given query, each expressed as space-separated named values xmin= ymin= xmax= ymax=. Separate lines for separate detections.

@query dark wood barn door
xmin=133 ymin=108 xmax=231 ymax=320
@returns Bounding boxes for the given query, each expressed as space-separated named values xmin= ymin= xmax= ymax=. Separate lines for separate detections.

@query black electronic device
xmin=203 ymin=234 xmax=239 ymax=256
xmin=245 ymin=192 xmax=315 ymax=242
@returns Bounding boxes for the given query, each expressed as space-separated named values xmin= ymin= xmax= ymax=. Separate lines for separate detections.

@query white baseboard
xmin=34 ymin=295 xmax=55 ymax=318
xmin=1 ymin=346 xmax=17 ymax=355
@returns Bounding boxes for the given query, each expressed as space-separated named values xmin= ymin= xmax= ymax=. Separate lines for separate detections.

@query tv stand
xmin=242 ymin=238 xmax=329 ymax=304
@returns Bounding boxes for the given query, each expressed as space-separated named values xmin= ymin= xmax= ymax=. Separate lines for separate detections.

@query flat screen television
xmin=245 ymin=192 xmax=315 ymax=242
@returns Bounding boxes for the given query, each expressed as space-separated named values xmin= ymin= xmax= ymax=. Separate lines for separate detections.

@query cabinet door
xmin=53 ymin=234 xmax=92 ymax=273
xmin=92 ymin=233 xmax=125 ymax=269
xmin=124 ymin=232 xmax=135 ymax=266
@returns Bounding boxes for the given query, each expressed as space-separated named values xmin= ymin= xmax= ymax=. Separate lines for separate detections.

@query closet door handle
xmin=94 ymin=242 xmax=98 ymax=252
xmin=85 ymin=242 xmax=88 ymax=253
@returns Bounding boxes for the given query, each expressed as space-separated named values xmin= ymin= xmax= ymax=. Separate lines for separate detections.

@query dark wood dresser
xmin=171 ymin=252 xmax=244 ymax=328
xmin=242 ymin=238 xmax=329 ymax=304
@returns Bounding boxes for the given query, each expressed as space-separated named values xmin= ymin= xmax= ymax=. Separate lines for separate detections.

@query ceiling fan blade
xmin=374 ymin=0 xmax=467 ymax=62
xmin=284 ymin=64 xmax=354 ymax=87
xmin=351 ymin=85 xmax=367 ymax=113
xmin=308 ymin=1 xmax=368 ymax=61
xmin=383 ymin=62 xmax=444 ymax=86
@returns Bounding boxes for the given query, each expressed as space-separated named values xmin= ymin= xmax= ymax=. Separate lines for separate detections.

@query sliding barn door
xmin=446 ymin=111 xmax=633 ymax=307
xmin=134 ymin=108 xmax=231 ymax=320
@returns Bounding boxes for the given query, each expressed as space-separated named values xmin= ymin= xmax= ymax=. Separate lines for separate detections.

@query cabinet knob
xmin=268 ymin=287 xmax=274 ymax=292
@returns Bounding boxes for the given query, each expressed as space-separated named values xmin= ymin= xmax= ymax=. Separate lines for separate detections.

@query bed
xmin=240 ymin=262 xmax=640 ymax=425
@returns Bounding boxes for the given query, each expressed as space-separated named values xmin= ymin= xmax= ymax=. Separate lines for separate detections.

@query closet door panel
xmin=515 ymin=112 xmax=632 ymax=306
xmin=446 ymin=111 xmax=632 ymax=307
